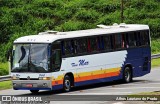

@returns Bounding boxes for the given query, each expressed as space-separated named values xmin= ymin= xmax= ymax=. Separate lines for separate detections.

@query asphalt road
xmin=0 ymin=67 xmax=160 ymax=104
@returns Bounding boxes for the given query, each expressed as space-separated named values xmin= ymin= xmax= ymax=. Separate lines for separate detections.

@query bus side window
xmin=145 ymin=30 xmax=150 ymax=45
xmin=61 ymin=41 xmax=65 ymax=56
xmin=76 ymin=38 xmax=87 ymax=54
xmin=104 ymin=35 xmax=112 ymax=51
xmin=140 ymin=30 xmax=149 ymax=46
xmin=74 ymin=40 xmax=78 ymax=54
xmin=90 ymin=37 xmax=98 ymax=52
xmin=71 ymin=40 xmax=75 ymax=54
xmin=52 ymin=42 xmax=61 ymax=72
xmin=52 ymin=49 xmax=61 ymax=71
xmin=115 ymin=34 xmax=123 ymax=49
xmin=135 ymin=32 xmax=141 ymax=46
xmin=128 ymin=32 xmax=136 ymax=47
xmin=97 ymin=37 xmax=102 ymax=51
xmin=122 ymin=33 xmax=128 ymax=48
xmin=100 ymin=36 xmax=105 ymax=50
xmin=64 ymin=40 xmax=74 ymax=56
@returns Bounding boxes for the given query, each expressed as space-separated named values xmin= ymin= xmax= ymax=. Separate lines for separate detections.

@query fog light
xmin=42 ymin=77 xmax=50 ymax=80
xmin=39 ymin=77 xmax=50 ymax=80
xmin=13 ymin=83 xmax=16 ymax=86
xmin=43 ymin=83 xmax=47 ymax=86
xmin=39 ymin=77 xmax=43 ymax=80
xmin=12 ymin=76 xmax=19 ymax=80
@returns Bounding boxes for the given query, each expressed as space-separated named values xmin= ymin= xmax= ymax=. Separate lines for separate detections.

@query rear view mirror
xmin=6 ymin=48 xmax=12 ymax=61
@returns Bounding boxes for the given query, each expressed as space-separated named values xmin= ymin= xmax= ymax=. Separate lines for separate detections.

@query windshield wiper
xmin=11 ymin=67 xmax=24 ymax=72
xmin=18 ymin=46 xmax=26 ymax=63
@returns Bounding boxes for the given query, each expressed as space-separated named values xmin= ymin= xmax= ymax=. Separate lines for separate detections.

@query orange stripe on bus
xmin=75 ymin=71 xmax=120 ymax=82
xmin=52 ymin=71 xmax=120 ymax=85
xmin=52 ymin=80 xmax=63 ymax=86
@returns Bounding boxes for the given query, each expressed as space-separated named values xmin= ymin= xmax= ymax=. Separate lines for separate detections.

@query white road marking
xmin=58 ymin=92 xmax=132 ymax=95
xmin=50 ymin=101 xmax=110 ymax=104
xmin=112 ymin=102 xmax=124 ymax=104
xmin=115 ymin=82 xmax=160 ymax=86
xmin=130 ymin=83 xmax=160 ymax=85
xmin=106 ymin=87 xmax=160 ymax=89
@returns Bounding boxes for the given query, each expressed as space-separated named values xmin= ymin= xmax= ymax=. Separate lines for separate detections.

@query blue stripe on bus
xmin=75 ymin=75 xmax=122 ymax=87
xmin=122 ymin=47 xmax=151 ymax=78
xmin=52 ymin=84 xmax=63 ymax=90
xmin=14 ymin=88 xmax=52 ymax=90
xmin=14 ymin=85 xmax=64 ymax=90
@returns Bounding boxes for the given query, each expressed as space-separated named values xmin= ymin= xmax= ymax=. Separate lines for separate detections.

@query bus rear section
xmin=121 ymin=30 xmax=151 ymax=78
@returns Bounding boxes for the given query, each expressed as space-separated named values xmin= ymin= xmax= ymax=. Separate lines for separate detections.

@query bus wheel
xmin=30 ymin=90 xmax=39 ymax=93
xmin=63 ymin=75 xmax=71 ymax=92
xmin=123 ymin=67 xmax=132 ymax=83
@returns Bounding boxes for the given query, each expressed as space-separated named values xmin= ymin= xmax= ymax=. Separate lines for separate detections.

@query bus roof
xmin=14 ymin=24 xmax=149 ymax=43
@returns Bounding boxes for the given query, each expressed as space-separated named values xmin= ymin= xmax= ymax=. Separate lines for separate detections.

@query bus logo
xmin=71 ymin=63 xmax=78 ymax=67
xmin=39 ymin=74 xmax=45 ymax=77
xmin=79 ymin=59 xmax=89 ymax=66
xmin=27 ymin=76 xmax=30 ymax=80
xmin=71 ymin=59 xmax=89 ymax=67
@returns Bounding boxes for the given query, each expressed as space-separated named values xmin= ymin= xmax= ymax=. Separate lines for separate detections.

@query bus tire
xmin=123 ymin=67 xmax=132 ymax=83
xmin=30 ymin=90 xmax=39 ymax=93
xmin=63 ymin=75 xmax=71 ymax=92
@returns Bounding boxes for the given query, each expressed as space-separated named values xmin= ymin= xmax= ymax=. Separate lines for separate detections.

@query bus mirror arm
xmin=6 ymin=48 xmax=12 ymax=61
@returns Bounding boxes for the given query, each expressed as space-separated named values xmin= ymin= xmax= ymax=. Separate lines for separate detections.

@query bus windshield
xmin=11 ymin=44 xmax=49 ymax=73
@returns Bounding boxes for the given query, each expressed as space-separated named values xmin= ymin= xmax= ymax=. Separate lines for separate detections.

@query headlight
xmin=39 ymin=77 xmax=50 ymax=80
xmin=12 ymin=76 xmax=19 ymax=80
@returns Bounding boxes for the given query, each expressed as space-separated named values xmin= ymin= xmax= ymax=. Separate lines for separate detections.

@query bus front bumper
xmin=12 ymin=80 xmax=52 ymax=90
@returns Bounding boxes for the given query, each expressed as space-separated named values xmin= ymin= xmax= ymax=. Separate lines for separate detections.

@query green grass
xmin=137 ymin=91 xmax=160 ymax=95
xmin=151 ymin=39 xmax=160 ymax=54
xmin=129 ymin=92 xmax=160 ymax=104
xmin=0 ymin=62 xmax=9 ymax=70
xmin=0 ymin=62 xmax=9 ymax=76
xmin=151 ymin=58 xmax=160 ymax=68
xmin=0 ymin=81 xmax=12 ymax=90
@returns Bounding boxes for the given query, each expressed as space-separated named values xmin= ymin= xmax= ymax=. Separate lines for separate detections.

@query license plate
xmin=26 ymin=84 xmax=33 ymax=87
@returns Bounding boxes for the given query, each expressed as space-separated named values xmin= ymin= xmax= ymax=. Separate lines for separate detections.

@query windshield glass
xmin=12 ymin=44 xmax=49 ymax=73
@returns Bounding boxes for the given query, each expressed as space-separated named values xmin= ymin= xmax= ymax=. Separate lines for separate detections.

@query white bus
xmin=11 ymin=24 xmax=151 ymax=93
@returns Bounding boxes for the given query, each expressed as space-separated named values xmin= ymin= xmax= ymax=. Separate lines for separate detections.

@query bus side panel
xmin=74 ymin=67 xmax=122 ymax=86
xmin=51 ymin=71 xmax=65 ymax=90
xmin=124 ymin=47 xmax=151 ymax=78
xmin=142 ymin=47 xmax=151 ymax=74
xmin=52 ymin=85 xmax=63 ymax=90
xmin=57 ymin=51 xmax=127 ymax=88
xmin=51 ymin=47 xmax=151 ymax=90
xmin=74 ymin=75 xmax=121 ymax=87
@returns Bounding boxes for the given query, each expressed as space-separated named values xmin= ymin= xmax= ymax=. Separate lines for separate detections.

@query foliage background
xmin=0 ymin=0 xmax=160 ymax=62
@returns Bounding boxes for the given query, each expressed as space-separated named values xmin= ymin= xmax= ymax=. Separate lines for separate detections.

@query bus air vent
xmin=119 ymin=23 xmax=128 ymax=28
xmin=57 ymin=32 xmax=66 ymax=35
xmin=38 ymin=31 xmax=59 ymax=35
xmin=97 ymin=24 xmax=111 ymax=29
xmin=113 ymin=23 xmax=118 ymax=26
xmin=119 ymin=23 xmax=126 ymax=25
xmin=46 ymin=30 xmax=58 ymax=34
